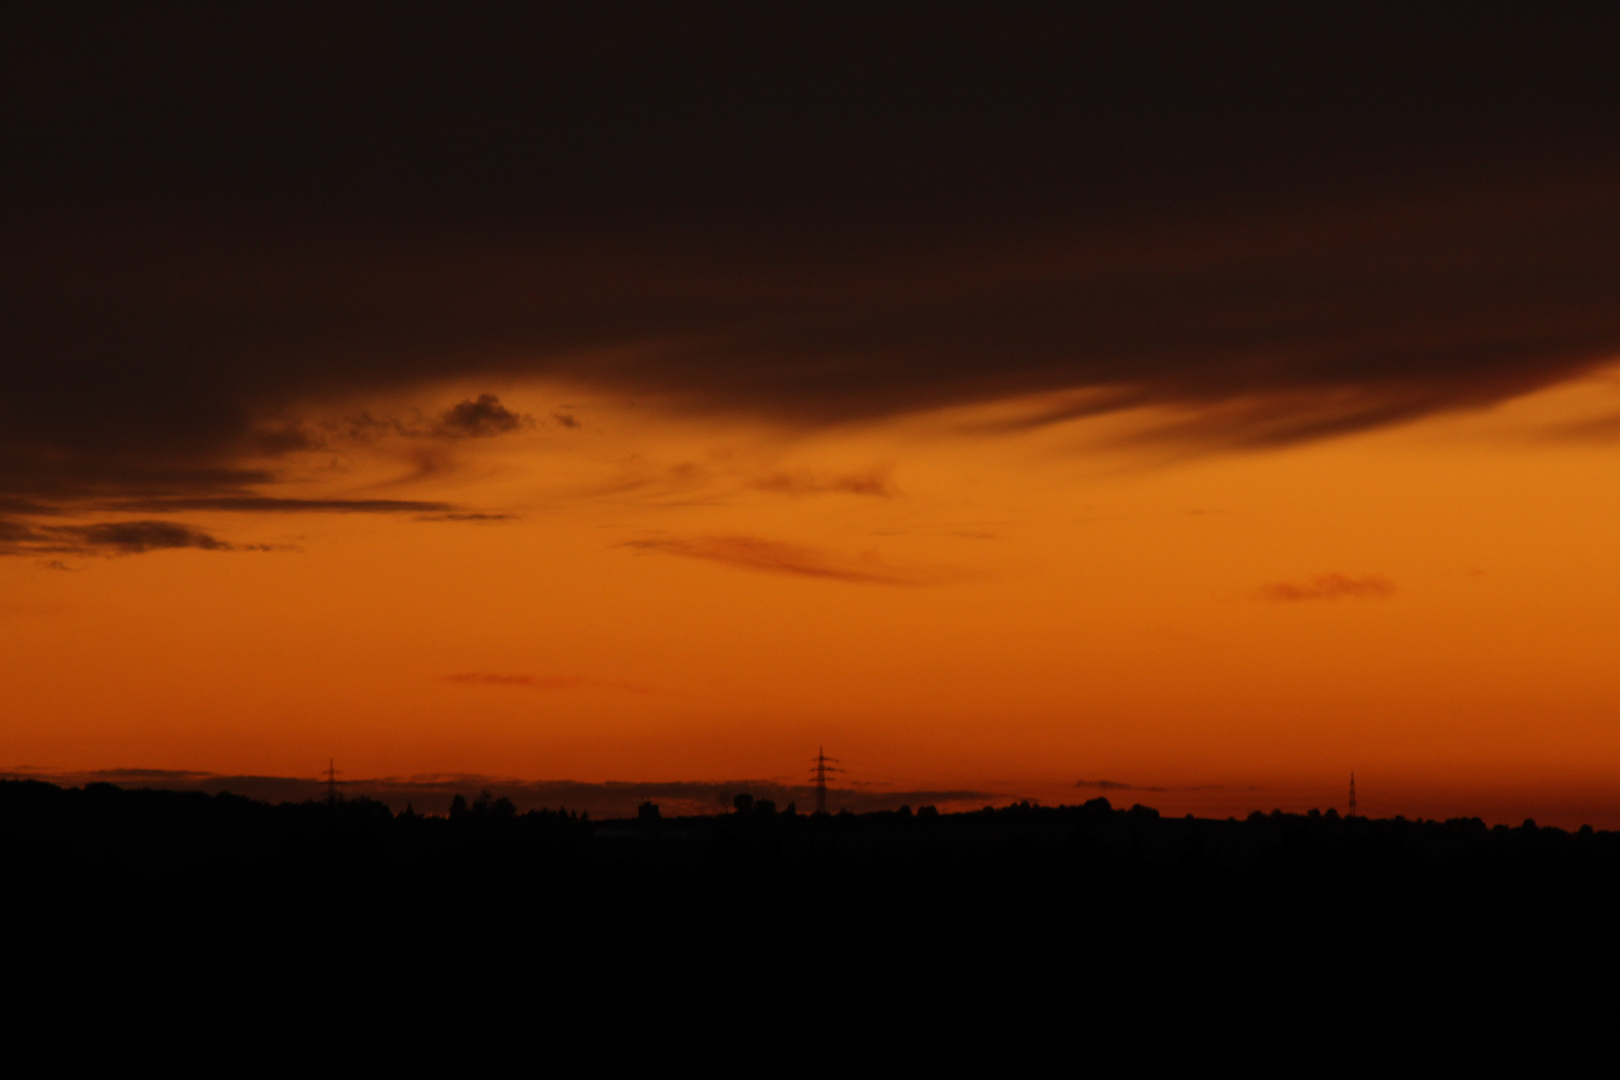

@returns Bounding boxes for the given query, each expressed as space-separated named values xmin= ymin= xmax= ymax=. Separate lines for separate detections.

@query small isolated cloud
xmin=751 ymin=468 xmax=895 ymax=498
xmin=246 ymin=424 xmax=320 ymax=456
xmin=0 ymin=519 xmax=253 ymax=557
xmin=552 ymin=412 xmax=581 ymax=429
xmin=1256 ymin=572 xmax=1396 ymax=602
xmin=443 ymin=672 xmax=657 ymax=694
xmin=317 ymin=396 xmax=534 ymax=445
xmin=624 ymin=535 xmax=949 ymax=586
xmin=436 ymin=394 xmax=531 ymax=438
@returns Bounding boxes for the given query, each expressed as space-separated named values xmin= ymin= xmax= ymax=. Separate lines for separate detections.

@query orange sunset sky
xmin=5 ymin=8 xmax=1620 ymax=825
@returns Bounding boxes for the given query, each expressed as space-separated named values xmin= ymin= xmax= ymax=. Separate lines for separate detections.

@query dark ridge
xmin=4 ymin=779 xmax=1616 ymax=1066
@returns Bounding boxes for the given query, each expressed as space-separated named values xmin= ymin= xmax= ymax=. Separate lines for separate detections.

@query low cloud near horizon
xmin=1075 ymin=779 xmax=1225 ymax=794
xmin=0 ymin=768 xmax=1007 ymax=820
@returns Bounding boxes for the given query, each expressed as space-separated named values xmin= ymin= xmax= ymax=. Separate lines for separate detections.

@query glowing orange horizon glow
xmin=5 ymin=369 xmax=1620 ymax=827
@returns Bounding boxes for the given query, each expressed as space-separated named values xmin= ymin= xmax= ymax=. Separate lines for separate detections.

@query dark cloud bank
xmin=5 ymin=6 xmax=1620 ymax=536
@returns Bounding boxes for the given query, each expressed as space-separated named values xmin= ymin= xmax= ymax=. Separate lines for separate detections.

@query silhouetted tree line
xmin=447 ymin=788 xmax=588 ymax=826
xmin=5 ymin=778 xmax=1618 ymax=1069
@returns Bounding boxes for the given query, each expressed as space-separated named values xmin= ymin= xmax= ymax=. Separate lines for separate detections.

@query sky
xmin=5 ymin=6 xmax=1620 ymax=824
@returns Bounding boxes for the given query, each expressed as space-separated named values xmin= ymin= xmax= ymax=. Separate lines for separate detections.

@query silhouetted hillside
xmin=5 ymin=780 xmax=1617 ymax=1068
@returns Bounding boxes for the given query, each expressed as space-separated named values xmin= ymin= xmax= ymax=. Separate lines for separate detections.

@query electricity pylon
xmin=810 ymin=747 xmax=843 ymax=816
xmin=1348 ymin=772 xmax=1357 ymax=818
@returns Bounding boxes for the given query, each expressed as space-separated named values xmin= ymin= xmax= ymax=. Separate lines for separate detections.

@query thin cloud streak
xmin=106 ymin=496 xmax=457 ymax=514
xmin=1076 ymin=779 xmax=1225 ymax=793
xmin=1256 ymin=573 xmax=1396 ymax=603
xmin=416 ymin=512 xmax=518 ymax=522
xmin=0 ymin=396 xmax=523 ymax=553
xmin=623 ymin=535 xmax=954 ymax=586
xmin=442 ymin=673 xmax=658 ymax=695
xmin=0 ymin=519 xmax=257 ymax=557
xmin=751 ymin=468 xmax=896 ymax=498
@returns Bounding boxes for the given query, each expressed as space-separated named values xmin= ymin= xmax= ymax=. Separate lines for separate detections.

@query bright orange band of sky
xmin=7 ymin=370 xmax=1620 ymax=827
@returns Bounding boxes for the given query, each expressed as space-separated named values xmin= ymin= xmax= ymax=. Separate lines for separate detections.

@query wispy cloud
xmin=106 ymin=496 xmax=456 ymax=514
xmin=442 ymin=672 xmax=658 ymax=694
xmin=1075 ymin=779 xmax=1155 ymax=792
xmin=624 ymin=535 xmax=953 ymax=586
xmin=312 ymin=395 xmax=536 ymax=446
xmin=0 ymin=495 xmax=495 ymax=559
xmin=0 ymin=519 xmax=259 ymax=557
xmin=1255 ymin=573 xmax=1396 ymax=602
xmin=0 ymin=393 xmax=528 ymax=558
xmin=574 ymin=461 xmax=898 ymax=510
xmin=416 ymin=512 xmax=518 ymax=522
xmin=435 ymin=394 xmax=532 ymax=438
xmin=751 ymin=468 xmax=895 ymax=498
xmin=1076 ymin=779 xmax=1224 ymax=793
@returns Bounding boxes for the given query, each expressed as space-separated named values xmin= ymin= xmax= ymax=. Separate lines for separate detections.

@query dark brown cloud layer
xmin=4 ymin=5 xmax=1619 ymax=520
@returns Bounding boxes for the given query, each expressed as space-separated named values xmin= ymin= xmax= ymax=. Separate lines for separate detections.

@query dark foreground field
xmin=5 ymin=779 xmax=1617 ymax=1070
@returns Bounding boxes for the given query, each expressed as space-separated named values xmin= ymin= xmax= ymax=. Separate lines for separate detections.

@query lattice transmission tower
xmin=1348 ymin=772 xmax=1357 ymax=818
xmin=810 ymin=747 xmax=843 ymax=816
